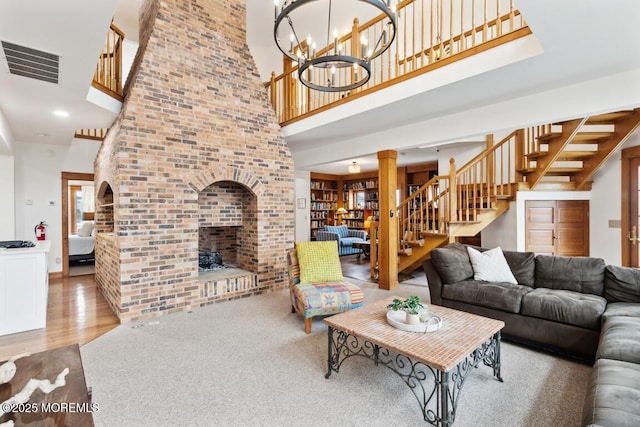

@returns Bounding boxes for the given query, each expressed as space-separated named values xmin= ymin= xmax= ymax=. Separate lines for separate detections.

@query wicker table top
xmin=324 ymin=296 xmax=505 ymax=372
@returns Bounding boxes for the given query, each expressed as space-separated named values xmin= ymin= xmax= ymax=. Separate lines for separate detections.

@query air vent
xmin=1 ymin=41 xmax=59 ymax=84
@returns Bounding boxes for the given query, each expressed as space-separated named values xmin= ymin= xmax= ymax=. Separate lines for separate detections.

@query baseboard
xmin=49 ymin=272 xmax=63 ymax=280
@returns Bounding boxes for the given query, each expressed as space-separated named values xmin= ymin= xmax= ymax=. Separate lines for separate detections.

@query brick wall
xmin=94 ymin=0 xmax=294 ymax=322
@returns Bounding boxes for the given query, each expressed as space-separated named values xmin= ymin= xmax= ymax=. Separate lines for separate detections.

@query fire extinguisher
xmin=34 ymin=221 xmax=47 ymax=241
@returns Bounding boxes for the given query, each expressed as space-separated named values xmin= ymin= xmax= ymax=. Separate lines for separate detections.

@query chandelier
xmin=348 ymin=161 xmax=360 ymax=173
xmin=274 ymin=0 xmax=397 ymax=92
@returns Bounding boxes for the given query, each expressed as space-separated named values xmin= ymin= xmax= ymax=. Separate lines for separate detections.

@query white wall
xmin=0 ymin=155 xmax=15 ymax=240
xmin=13 ymin=139 xmax=99 ymax=273
xmin=294 ymin=170 xmax=311 ymax=244
xmin=482 ymin=202 xmax=517 ymax=251
xmin=437 ymin=141 xmax=485 ymax=175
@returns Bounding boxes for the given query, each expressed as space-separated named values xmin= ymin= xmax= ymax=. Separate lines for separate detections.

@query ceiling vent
xmin=1 ymin=41 xmax=59 ymax=84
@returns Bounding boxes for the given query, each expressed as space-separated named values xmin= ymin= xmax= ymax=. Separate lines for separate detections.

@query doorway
xmin=61 ymin=172 xmax=95 ymax=277
xmin=621 ymin=146 xmax=640 ymax=267
xmin=525 ymin=200 xmax=589 ymax=256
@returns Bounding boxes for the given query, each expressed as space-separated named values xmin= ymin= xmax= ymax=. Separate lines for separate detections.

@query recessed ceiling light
xmin=53 ymin=110 xmax=69 ymax=118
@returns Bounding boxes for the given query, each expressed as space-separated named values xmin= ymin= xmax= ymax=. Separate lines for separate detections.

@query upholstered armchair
xmin=286 ymin=241 xmax=364 ymax=333
xmin=316 ymin=225 xmax=367 ymax=256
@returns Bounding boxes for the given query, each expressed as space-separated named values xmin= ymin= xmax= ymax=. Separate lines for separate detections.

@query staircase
xmin=519 ymin=109 xmax=640 ymax=190
xmin=376 ymin=108 xmax=640 ymax=276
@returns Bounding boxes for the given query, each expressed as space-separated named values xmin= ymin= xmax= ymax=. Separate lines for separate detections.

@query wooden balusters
xmin=266 ymin=0 xmax=530 ymax=125
xmin=92 ymin=22 xmax=124 ymax=101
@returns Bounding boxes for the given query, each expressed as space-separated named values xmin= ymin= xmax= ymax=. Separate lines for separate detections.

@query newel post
xmin=449 ymin=157 xmax=457 ymax=223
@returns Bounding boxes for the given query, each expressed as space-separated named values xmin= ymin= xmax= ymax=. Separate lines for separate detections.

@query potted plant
xmin=387 ymin=295 xmax=425 ymax=325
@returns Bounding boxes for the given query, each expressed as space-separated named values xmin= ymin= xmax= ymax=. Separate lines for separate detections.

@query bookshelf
xmin=310 ymin=175 xmax=339 ymax=240
xmin=342 ymin=177 xmax=378 ymax=234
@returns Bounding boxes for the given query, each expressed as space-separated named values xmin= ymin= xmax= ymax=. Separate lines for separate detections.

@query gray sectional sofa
xmin=423 ymin=243 xmax=640 ymax=427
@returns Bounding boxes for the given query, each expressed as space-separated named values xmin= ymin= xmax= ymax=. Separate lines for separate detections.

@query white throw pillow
xmin=466 ymin=246 xmax=518 ymax=284
xmin=78 ymin=221 xmax=94 ymax=237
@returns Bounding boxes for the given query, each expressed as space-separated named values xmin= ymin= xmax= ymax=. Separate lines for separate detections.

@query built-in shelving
xmin=310 ymin=176 xmax=338 ymax=240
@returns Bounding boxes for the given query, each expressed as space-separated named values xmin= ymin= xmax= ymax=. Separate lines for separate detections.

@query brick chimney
xmin=94 ymin=0 xmax=294 ymax=322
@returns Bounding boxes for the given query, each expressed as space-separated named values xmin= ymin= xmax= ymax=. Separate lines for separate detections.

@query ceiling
xmin=1 ymin=0 xmax=639 ymax=175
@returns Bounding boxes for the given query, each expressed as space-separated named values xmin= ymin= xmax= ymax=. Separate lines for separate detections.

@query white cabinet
xmin=0 ymin=241 xmax=50 ymax=336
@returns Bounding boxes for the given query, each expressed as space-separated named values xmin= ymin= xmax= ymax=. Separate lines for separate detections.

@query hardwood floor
xmin=0 ymin=274 xmax=119 ymax=362
xmin=340 ymin=254 xmax=427 ymax=284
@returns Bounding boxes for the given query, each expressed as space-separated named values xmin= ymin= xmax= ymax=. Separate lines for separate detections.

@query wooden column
xmin=377 ymin=150 xmax=399 ymax=290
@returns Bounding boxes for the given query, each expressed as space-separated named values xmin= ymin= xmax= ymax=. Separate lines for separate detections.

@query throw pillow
xmin=466 ymin=246 xmax=518 ymax=284
xmin=296 ymin=241 xmax=344 ymax=284
xmin=77 ymin=221 xmax=94 ymax=237
xmin=430 ymin=243 xmax=474 ymax=284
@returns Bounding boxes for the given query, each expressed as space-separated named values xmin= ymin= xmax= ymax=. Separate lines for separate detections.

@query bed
xmin=69 ymin=221 xmax=95 ymax=262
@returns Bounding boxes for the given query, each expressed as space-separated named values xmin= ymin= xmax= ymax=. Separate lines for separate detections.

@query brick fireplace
xmin=93 ymin=0 xmax=294 ymax=322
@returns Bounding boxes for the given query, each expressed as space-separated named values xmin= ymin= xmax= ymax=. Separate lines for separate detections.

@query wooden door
xmin=525 ymin=200 xmax=589 ymax=256
xmin=622 ymin=147 xmax=640 ymax=267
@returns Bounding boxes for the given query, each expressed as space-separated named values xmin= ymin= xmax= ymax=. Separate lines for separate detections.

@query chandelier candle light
xmin=274 ymin=0 xmax=397 ymax=92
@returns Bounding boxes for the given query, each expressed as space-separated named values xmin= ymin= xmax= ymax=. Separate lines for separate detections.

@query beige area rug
xmin=81 ymin=279 xmax=590 ymax=427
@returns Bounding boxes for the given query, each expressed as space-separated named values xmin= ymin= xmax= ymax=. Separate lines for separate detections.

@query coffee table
xmin=353 ymin=241 xmax=371 ymax=261
xmin=324 ymin=297 xmax=504 ymax=426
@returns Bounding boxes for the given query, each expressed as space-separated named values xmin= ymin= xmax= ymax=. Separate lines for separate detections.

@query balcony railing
xmin=92 ymin=21 xmax=124 ymax=101
xmin=266 ymin=0 xmax=530 ymax=125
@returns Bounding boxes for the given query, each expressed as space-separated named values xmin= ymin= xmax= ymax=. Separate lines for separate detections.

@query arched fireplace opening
xmin=197 ymin=180 xmax=258 ymax=288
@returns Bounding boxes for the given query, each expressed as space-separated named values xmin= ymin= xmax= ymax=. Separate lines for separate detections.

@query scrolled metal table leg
xmin=325 ymin=326 xmax=334 ymax=379
xmin=493 ymin=331 xmax=503 ymax=382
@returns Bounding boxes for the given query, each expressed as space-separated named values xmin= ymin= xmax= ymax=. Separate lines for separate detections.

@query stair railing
xmin=396 ymin=174 xmax=451 ymax=253
xmin=92 ymin=22 xmax=124 ymax=101
xmin=395 ymin=129 xmax=531 ymax=253
xmin=266 ymin=0 xmax=529 ymax=126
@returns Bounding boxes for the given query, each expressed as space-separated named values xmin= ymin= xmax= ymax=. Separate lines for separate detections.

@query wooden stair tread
xmin=587 ymin=111 xmax=634 ymax=123
xmin=543 ymin=167 xmax=584 ymax=175
xmin=537 ymin=132 xmax=612 ymax=142
xmin=420 ymin=232 xmax=448 ymax=238
xmin=405 ymin=239 xmax=425 ymax=248
xmin=448 ymin=220 xmax=481 ymax=225
xmin=520 ymin=167 xmax=583 ymax=175
xmin=526 ymin=150 xmax=597 ymax=160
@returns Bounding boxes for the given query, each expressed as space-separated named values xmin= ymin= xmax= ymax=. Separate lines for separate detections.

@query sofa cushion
xmin=502 ymin=250 xmax=536 ymax=287
xmin=582 ymin=358 xmax=640 ymax=427
xmin=534 ymin=255 xmax=606 ymax=295
xmin=340 ymin=237 xmax=363 ymax=247
xmin=324 ymin=225 xmax=348 ymax=238
xmin=430 ymin=243 xmax=474 ymax=284
xmin=596 ymin=316 xmax=640 ymax=364
xmin=295 ymin=241 xmax=343 ymax=284
xmin=521 ymin=288 xmax=606 ymax=330
xmin=465 ymin=245 xmax=536 ymax=286
xmin=602 ymin=302 xmax=640 ymax=321
xmin=604 ymin=265 xmax=640 ymax=303
xmin=442 ymin=280 xmax=532 ymax=314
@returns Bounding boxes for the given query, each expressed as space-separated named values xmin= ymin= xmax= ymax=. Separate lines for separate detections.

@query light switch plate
xmin=608 ymin=219 xmax=622 ymax=229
